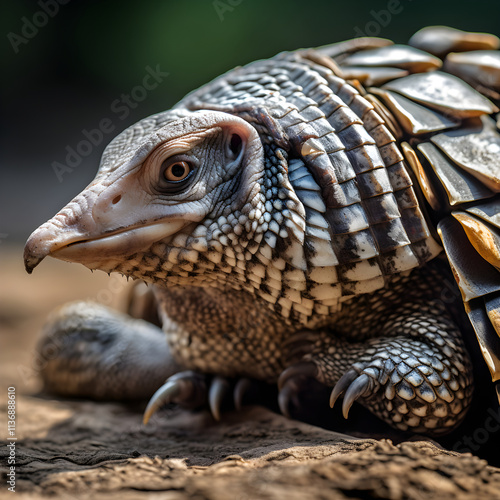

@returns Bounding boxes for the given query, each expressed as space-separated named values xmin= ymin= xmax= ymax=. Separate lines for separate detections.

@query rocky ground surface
xmin=1 ymin=246 xmax=500 ymax=499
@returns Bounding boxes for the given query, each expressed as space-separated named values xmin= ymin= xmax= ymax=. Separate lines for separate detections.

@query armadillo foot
xmin=295 ymin=303 xmax=474 ymax=435
xmin=322 ymin=339 xmax=472 ymax=435
xmin=144 ymin=373 xmax=269 ymax=423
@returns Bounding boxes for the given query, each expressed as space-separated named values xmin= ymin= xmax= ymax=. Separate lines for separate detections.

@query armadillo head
xmin=24 ymin=109 xmax=281 ymax=289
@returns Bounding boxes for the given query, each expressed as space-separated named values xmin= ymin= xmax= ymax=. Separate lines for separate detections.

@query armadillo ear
xmin=229 ymin=133 xmax=243 ymax=157
xmin=223 ymin=130 xmax=245 ymax=161
xmin=213 ymin=115 xmax=259 ymax=161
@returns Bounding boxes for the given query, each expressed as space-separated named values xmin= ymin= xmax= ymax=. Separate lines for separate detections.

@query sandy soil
xmin=1 ymin=246 xmax=500 ymax=499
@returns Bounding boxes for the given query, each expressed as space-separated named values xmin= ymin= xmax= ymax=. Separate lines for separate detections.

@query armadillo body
xmin=24 ymin=27 xmax=500 ymax=435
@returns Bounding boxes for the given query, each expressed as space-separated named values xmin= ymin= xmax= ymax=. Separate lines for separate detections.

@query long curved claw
xmin=143 ymin=379 xmax=183 ymax=425
xmin=278 ymin=382 xmax=298 ymax=418
xmin=143 ymin=371 xmax=207 ymax=424
xmin=277 ymin=361 xmax=318 ymax=418
xmin=277 ymin=361 xmax=317 ymax=390
xmin=341 ymin=373 xmax=372 ymax=419
xmin=329 ymin=369 xmax=358 ymax=409
xmin=233 ymin=378 xmax=252 ymax=411
xmin=209 ymin=376 xmax=230 ymax=421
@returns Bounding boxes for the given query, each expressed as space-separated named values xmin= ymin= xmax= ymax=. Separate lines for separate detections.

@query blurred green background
xmin=1 ymin=0 xmax=500 ymax=242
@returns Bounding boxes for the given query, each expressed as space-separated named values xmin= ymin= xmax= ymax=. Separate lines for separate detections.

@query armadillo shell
xmin=178 ymin=27 xmax=500 ymax=367
xmin=417 ymin=142 xmax=495 ymax=206
xmin=340 ymin=66 xmax=408 ymax=86
xmin=342 ymin=45 xmax=442 ymax=73
xmin=382 ymin=72 xmax=498 ymax=119
xmin=409 ymin=26 xmax=500 ymax=58
xmin=431 ymin=117 xmax=500 ymax=192
xmin=444 ymin=50 xmax=500 ymax=91
xmin=369 ymin=87 xmax=460 ymax=135
xmin=438 ymin=216 xmax=500 ymax=382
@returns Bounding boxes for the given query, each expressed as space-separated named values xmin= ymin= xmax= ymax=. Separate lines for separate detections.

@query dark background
xmin=1 ymin=0 xmax=500 ymax=243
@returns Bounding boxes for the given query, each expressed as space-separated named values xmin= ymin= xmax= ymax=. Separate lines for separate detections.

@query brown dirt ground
xmin=1 ymin=246 xmax=500 ymax=499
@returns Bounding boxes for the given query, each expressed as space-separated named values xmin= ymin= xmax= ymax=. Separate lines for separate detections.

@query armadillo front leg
xmin=321 ymin=305 xmax=471 ymax=434
xmin=37 ymin=293 xmax=274 ymax=422
xmin=281 ymin=269 xmax=474 ymax=435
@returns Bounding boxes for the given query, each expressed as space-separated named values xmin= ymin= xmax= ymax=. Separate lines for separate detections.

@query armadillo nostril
xmin=112 ymin=195 xmax=122 ymax=205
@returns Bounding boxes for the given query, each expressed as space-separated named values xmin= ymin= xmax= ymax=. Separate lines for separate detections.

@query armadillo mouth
xmin=24 ymin=219 xmax=187 ymax=273
xmin=55 ymin=219 xmax=185 ymax=256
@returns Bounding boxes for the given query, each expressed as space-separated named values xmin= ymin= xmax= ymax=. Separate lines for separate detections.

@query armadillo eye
xmin=154 ymin=154 xmax=197 ymax=194
xmin=163 ymin=161 xmax=191 ymax=182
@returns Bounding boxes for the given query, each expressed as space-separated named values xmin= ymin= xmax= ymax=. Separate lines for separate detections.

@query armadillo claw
xmin=278 ymin=382 xmax=299 ymax=418
xmin=329 ymin=368 xmax=358 ymax=409
xmin=277 ymin=361 xmax=318 ymax=417
xmin=209 ymin=376 xmax=231 ymax=421
xmin=233 ymin=378 xmax=252 ymax=411
xmin=330 ymin=368 xmax=375 ymax=419
xmin=278 ymin=361 xmax=318 ymax=390
xmin=143 ymin=371 xmax=207 ymax=424
xmin=341 ymin=373 xmax=373 ymax=418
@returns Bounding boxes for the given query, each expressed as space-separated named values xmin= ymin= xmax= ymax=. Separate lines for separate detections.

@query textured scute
xmin=342 ymin=44 xmax=442 ymax=73
xmin=382 ymin=72 xmax=498 ymax=118
xmin=431 ymin=117 xmax=500 ymax=192
xmin=453 ymin=211 xmax=500 ymax=270
xmin=409 ymin=26 xmax=500 ymax=58
xmin=466 ymin=198 xmax=500 ymax=229
xmin=417 ymin=142 xmax=495 ymax=206
xmin=438 ymin=217 xmax=500 ymax=381
xmin=369 ymin=87 xmax=460 ymax=135
xmin=444 ymin=50 xmax=500 ymax=94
